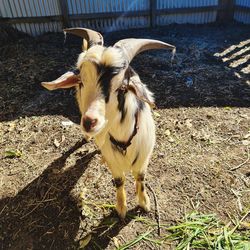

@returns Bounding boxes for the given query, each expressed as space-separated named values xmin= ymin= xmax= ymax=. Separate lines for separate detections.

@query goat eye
xmin=111 ymin=67 xmax=122 ymax=75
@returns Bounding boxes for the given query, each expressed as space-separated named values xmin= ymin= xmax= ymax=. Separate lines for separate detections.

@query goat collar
xmin=109 ymin=109 xmax=139 ymax=155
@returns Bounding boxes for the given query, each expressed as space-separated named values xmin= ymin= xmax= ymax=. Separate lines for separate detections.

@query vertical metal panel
xmin=156 ymin=0 xmax=218 ymax=25
xmin=0 ymin=0 xmax=62 ymax=35
xmin=234 ymin=0 xmax=250 ymax=24
xmin=69 ymin=0 xmax=150 ymax=33
xmin=235 ymin=0 xmax=250 ymax=5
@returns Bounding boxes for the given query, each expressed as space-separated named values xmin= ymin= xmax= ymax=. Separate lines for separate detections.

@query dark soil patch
xmin=0 ymin=23 xmax=249 ymax=249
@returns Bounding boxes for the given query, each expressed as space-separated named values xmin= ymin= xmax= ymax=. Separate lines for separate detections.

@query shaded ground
xmin=0 ymin=23 xmax=249 ymax=249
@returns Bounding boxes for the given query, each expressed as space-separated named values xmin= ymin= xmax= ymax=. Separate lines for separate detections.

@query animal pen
xmin=0 ymin=0 xmax=250 ymax=35
xmin=0 ymin=1 xmax=250 ymax=250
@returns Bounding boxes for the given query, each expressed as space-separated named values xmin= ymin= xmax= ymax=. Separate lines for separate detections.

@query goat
xmin=42 ymin=28 xmax=175 ymax=218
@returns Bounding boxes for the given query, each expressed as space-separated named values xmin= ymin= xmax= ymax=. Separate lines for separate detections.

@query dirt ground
xmin=0 ymin=23 xmax=249 ymax=249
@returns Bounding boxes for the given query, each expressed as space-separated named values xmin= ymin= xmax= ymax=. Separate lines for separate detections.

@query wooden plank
xmin=150 ymin=0 xmax=156 ymax=28
xmin=0 ymin=10 xmax=148 ymax=25
xmin=156 ymin=6 xmax=219 ymax=15
xmin=235 ymin=6 xmax=250 ymax=12
xmin=0 ymin=16 xmax=62 ymax=24
xmin=217 ymin=0 xmax=235 ymax=22
xmin=57 ymin=0 xmax=69 ymax=28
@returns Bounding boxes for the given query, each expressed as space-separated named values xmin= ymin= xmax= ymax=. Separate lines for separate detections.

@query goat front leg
xmin=133 ymin=171 xmax=150 ymax=212
xmin=113 ymin=175 xmax=127 ymax=219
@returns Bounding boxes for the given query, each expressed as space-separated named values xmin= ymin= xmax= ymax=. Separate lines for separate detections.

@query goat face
xmin=41 ymin=28 xmax=175 ymax=138
xmin=76 ymin=46 xmax=127 ymax=137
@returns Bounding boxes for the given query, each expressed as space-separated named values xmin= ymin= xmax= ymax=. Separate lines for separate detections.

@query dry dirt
xmin=0 ymin=23 xmax=249 ymax=249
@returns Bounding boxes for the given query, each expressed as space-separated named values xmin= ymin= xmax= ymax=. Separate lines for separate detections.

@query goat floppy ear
xmin=128 ymin=83 xmax=155 ymax=108
xmin=125 ymin=68 xmax=155 ymax=108
xmin=41 ymin=71 xmax=81 ymax=91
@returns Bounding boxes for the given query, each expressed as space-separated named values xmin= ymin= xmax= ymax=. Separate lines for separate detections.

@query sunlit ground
xmin=214 ymin=39 xmax=250 ymax=86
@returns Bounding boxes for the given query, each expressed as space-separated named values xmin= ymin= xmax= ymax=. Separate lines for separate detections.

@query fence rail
xmin=0 ymin=0 xmax=249 ymax=36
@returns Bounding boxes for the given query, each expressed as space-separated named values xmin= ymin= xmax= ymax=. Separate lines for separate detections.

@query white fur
xmin=76 ymin=46 xmax=155 ymax=217
xmin=95 ymin=91 xmax=155 ymax=176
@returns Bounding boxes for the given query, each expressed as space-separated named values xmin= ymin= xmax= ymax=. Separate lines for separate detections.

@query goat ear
xmin=127 ymin=80 xmax=155 ymax=108
xmin=41 ymin=71 xmax=81 ymax=91
xmin=124 ymin=67 xmax=155 ymax=108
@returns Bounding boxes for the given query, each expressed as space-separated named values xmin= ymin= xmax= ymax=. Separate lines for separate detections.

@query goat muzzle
xmin=82 ymin=116 xmax=98 ymax=132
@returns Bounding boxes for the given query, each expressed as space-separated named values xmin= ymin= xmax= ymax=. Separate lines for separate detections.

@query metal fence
xmin=0 ymin=0 xmax=249 ymax=36
xmin=234 ymin=0 xmax=250 ymax=24
xmin=156 ymin=0 xmax=218 ymax=26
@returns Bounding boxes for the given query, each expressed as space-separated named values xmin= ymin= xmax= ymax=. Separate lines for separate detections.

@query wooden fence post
xmin=58 ymin=0 xmax=70 ymax=28
xmin=150 ymin=0 xmax=156 ymax=28
xmin=217 ymin=0 xmax=235 ymax=22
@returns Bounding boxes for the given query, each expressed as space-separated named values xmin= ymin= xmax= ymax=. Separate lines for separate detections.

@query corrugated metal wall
xmin=0 ymin=0 xmax=249 ymax=36
xmin=156 ymin=0 xmax=218 ymax=25
xmin=234 ymin=0 xmax=250 ymax=24
xmin=1 ymin=0 xmax=62 ymax=35
xmin=67 ymin=0 xmax=150 ymax=32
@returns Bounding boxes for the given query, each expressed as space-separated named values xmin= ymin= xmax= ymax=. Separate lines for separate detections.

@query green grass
xmin=78 ymin=197 xmax=250 ymax=249
xmin=118 ymin=209 xmax=250 ymax=250
xmin=4 ymin=149 xmax=22 ymax=158
xmin=117 ymin=229 xmax=154 ymax=250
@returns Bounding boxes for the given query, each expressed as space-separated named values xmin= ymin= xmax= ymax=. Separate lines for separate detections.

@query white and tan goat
xmin=42 ymin=28 xmax=175 ymax=218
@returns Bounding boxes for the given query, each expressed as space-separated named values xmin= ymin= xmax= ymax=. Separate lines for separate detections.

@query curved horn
xmin=114 ymin=38 xmax=175 ymax=63
xmin=63 ymin=27 xmax=103 ymax=50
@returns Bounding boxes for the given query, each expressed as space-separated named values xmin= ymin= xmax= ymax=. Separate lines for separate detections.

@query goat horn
xmin=114 ymin=38 xmax=175 ymax=63
xmin=63 ymin=27 xmax=103 ymax=50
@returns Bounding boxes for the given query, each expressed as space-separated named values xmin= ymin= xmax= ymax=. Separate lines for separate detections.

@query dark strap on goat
xmin=109 ymin=110 xmax=139 ymax=155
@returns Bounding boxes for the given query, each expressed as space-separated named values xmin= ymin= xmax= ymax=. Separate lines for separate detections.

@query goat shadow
xmin=0 ymin=140 xmax=95 ymax=249
xmin=0 ymin=139 xmax=143 ymax=249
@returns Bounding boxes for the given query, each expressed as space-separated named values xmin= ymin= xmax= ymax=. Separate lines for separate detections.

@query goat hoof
xmin=139 ymin=202 xmax=151 ymax=213
xmin=138 ymin=194 xmax=151 ymax=212
xmin=116 ymin=204 xmax=127 ymax=219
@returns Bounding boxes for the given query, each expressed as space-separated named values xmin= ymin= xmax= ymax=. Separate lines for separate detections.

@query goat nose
xmin=82 ymin=116 xmax=98 ymax=132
